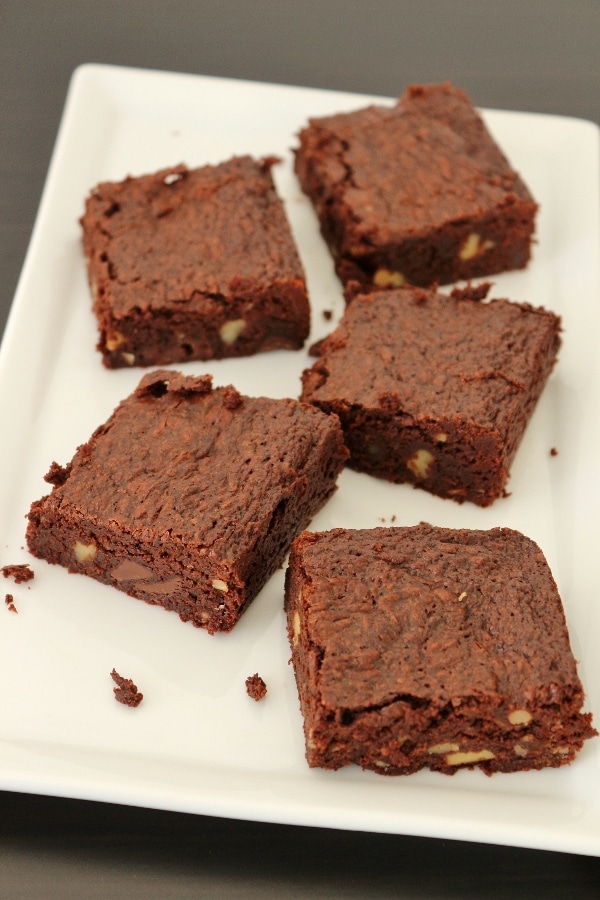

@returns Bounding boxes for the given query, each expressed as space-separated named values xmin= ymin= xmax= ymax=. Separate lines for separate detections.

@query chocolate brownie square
xmin=294 ymin=82 xmax=538 ymax=289
xmin=300 ymin=283 xmax=561 ymax=506
xmin=285 ymin=525 xmax=597 ymax=775
xmin=81 ymin=156 xmax=310 ymax=367
xmin=26 ymin=370 xmax=348 ymax=633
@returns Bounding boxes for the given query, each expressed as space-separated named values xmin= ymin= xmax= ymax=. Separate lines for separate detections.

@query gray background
xmin=1 ymin=1 xmax=599 ymax=896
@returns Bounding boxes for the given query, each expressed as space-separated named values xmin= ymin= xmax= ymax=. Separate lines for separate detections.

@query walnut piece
xmin=105 ymin=331 xmax=126 ymax=351
xmin=74 ymin=541 xmax=97 ymax=563
xmin=220 ymin=319 xmax=246 ymax=345
xmin=211 ymin=578 xmax=229 ymax=593
xmin=292 ymin=610 xmax=301 ymax=646
xmin=459 ymin=232 xmax=495 ymax=261
xmin=508 ymin=709 xmax=532 ymax=726
xmin=428 ymin=742 xmax=459 ymax=755
xmin=373 ymin=267 xmax=405 ymax=288
xmin=445 ymin=749 xmax=495 ymax=766
xmin=406 ymin=449 xmax=434 ymax=479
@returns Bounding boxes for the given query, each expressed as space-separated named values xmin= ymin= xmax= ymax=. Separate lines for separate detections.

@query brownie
xmin=26 ymin=370 xmax=348 ymax=633
xmin=301 ymin=283 xmax=561 ymax=506
xmin=81 ymin=156 xmax=310 ymax=367
xmin=285 ymin=525 xmax=597 ymax=776
xmin=294 ymin=82 xmax=538 ymax=289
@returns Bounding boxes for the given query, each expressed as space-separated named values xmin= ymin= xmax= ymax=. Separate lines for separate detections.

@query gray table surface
xmin=1 ymin=2 xmax=600 ymax=897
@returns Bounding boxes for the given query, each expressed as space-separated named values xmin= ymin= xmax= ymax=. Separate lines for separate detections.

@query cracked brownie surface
xmin=285 ymin=525 xmax=596 ymax=775
xmin=26 ymin=370 xmax=347 ymax=632
xmin=294 ymin=82 xmax=538 ymax=289
xmin=301 ymin=283 xmax=561 ymax=506
xmin=81 ymin=156 xmax=310 ymax=367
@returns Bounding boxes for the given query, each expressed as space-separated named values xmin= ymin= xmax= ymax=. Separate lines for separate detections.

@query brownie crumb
xmin=343 ymin=280 xmax=370 ymax=303
xmin=136 ymin=369 xmax=174 ymax=397
xmin=322 ymin=309 xmax=333 ymax=321
xmin=222 ymin=386 xmax=244 ymax=409
xmin=245 ymin=673 xmax=267 ymax=701
xmin=111 ymin=668 xmax=143 ymax=707
xmin=137 ymin=369 xmax=215 ymax=398
xmin=44 ymin=461 xmax=71 ymax=486
xmin=167 ymin=372 xmax=214 ymax=395
xmin=550 ymin=447 xmax=559 ymax=456
xmin=4 ymin=594 xmax=17 ymax=613
xmin=450 ymin=282 xmax=492 ymax=303
xmin=1 ymin=564 xmax=34 ymax=584
xmin=258 ymin=155 xmax=281 ymax=173
xmin=410 ymin=287 xmax=430 ymax=306
xmin=308 ymin=337 xmax=327 ymax=358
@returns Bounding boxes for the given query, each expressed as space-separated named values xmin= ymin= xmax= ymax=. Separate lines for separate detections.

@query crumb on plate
xmin=1 ymin=564 xmax=34 ymax=584
xmin=245 ymin=673 xmax=267 ymax=701
xmin=111 ymin=668 xmax=143 ymax=707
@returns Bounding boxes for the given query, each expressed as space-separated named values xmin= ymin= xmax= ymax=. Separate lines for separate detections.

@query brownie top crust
xmin=43 ymin=370 xmax=343 ymax=559
xmin=292 ymin=525 xmax=584 ymax=712
xmin=81 ymin=156 xmax=305 ymax=315
xmin=295 ymin=83 xmax=536 ymax=247
xmin=302 ymin=284 xmax=561 ymax=431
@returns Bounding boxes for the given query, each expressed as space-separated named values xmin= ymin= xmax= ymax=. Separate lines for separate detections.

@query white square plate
xmin=1 ymin=64 xmax=599 ymax=856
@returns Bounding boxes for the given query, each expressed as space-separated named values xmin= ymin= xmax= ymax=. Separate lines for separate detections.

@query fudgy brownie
xmin=81 ymin=156 xmax=310 ymax=367
xmin=294 ymin=82 xmax=538 ymax=289
xmin=285 ymin=525 xmax=597 ymax=776
xmin=301 ymin=283 xmax=561 ymax=506
xmin=26 ymin=370 xmax=348 ymax=633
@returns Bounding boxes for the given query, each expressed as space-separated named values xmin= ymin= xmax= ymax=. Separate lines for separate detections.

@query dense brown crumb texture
xmin=1 ymin=564 xmax=34 ymax=584
xmin=111 ymin=669 xmax=143 ymax=707
xmin=246 ymin=673 xmax=268 ymax=701
xmin=4 ymin=594 xmax=17 ymax=613
xmin=301 ymin=284 xmax=561 ymax=506
xmin=80 ymin=156 xmax=310 ymax=368
xmin=294 ymin=82 xmax=538 ymax=289
xmin=26 ymin=370 xmax=347 ymax=633
xmin=285 ymin=525 xmax=597 ymax=776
